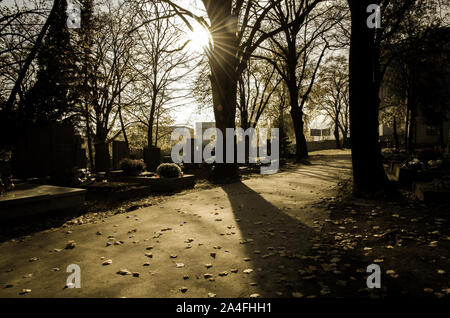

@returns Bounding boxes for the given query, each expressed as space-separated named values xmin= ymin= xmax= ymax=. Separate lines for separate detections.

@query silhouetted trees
xmin=256 ymin=0 xmax=338 ymax=161
xmin=21 ymin=0 xmax=79 ymax=124
xmin=312 ymin=56 xmax=350 ymax=149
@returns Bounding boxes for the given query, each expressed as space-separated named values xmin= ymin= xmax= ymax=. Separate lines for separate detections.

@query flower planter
xmin=83 ymin=182 xmax=153 ymax=201
xmin=104 ymin=171 xmax=195 ymax=192
xmin=149 ymin=174 xmax=195 ymax=192
xmin=106 ymin=170 xmax=156 ymax=185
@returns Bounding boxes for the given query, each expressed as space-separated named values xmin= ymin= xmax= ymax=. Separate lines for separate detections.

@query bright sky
xmin=166 ymin=1 xmax=214 ymax=126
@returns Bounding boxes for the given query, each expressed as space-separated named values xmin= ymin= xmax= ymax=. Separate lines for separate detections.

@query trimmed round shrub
xmin=120 ymin=158 xmax=146 ymax=176
xmin=156 ymin=163 xmax=182 ymax=178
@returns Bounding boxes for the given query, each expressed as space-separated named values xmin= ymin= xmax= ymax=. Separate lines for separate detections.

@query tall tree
xmin=347 ymin=0 xmax=388 ymax=194
xmin=347 ymin=0 xmax=448 ymax=193
xmin=237 ymin=58 xmax=281 ymax=130
xmin=256 ymin=0 xmax=335 ymax=161
xmin=156 ymin=0 xmax=323 ymax=180
xmin=311 ymin=55 xmax=350 ymax=149
xmin=21 ymin=0 xmax=80 ymax=123
xmin=76 ymin=0 xmax=96 ymax=170
xmin=2 ymin=0 xmax=61 ymax=116
xmin=129 ymin=1 xmax=191 ymax=152
xmin=87 ymin=3 xmax=136 ymax=171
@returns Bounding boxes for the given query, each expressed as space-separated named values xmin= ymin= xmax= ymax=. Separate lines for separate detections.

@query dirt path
xmin=0 ymin=150 xmax=352 ymax=298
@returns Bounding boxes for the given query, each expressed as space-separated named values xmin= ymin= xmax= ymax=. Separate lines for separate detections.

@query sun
xmin=188 ymin=24 xmax=212 ymax=51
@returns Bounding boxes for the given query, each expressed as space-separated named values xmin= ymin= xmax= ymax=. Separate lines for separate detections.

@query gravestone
xmin=112 ymin=141 xmax=130 ymax=170
xmin=144 ymin=146 xmax=161 ymax=172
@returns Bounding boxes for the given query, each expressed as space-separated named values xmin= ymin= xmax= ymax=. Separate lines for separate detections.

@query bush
xmin=156 ymin=163 xmax=182 ymax=178
xmin=120 ymin=159 xmax=146 ymax=176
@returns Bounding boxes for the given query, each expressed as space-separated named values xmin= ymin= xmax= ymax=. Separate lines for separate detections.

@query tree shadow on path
xmin=221 ymin=181 xmax=320 ymax=297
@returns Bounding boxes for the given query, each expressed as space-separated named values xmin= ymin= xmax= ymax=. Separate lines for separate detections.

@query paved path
xmin=0 ymin=150 xmax=352 ymax=297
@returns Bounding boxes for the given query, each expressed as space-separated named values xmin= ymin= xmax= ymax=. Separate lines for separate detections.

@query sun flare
xmin=188 ymin=24 xmax=212 ymax=51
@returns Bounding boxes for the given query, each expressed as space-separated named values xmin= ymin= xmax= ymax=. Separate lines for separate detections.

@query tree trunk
xmin=343 ymin=132 xmax=349 ymax=148
xmin=241 ymin=110 xmax=249 ymax=130
xmin=118 ymin=104 xmax=129 ymax=152
xmin=339 ymin=125 xmax=349 ymax=148
xmin=348 ymin=0 xmax=388 ymax=194
xmin=407 ymin=105 xmax=416 ymax=151
xmin=393 ymin=116 xmax=399 ymax=150
xmin=206 ymin=1 xmax=239 ymax=182
xmin=80 ymin=0 xmax=95 ymax=171
xmin=117 ymin=82 xmax=129 ymax=153
xmin=94 ymin=127 xmax=110 ymax=172
xmin=154 ymin=106 xmax=160 ymax=147
xmin=147 ymin=94 xmax=157 ymax=151
xmin=85 ymin=105 xmax=94 ymax=171
xmin=147 ymin=122 xmax=153 ymax=153
xmin=404 ymin=108 xmax=410 ymax=149
xmin=334 ymin=121 xmax=341 ymax=149
xmin=289 ymin=87 xmax=308 ymax=161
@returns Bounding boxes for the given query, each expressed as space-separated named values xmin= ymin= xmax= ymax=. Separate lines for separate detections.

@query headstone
xmin=144 ymin=147 xmax=161 ymax=172
xmin=112 ymin=141 xmax=130 ymax=170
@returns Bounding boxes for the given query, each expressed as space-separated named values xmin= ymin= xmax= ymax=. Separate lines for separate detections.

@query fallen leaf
xmin=180 ymin=287 xmax=188 ymax=293
xmin=117 ymin=269 xmax=132 ymax=276
xmin=65 ymin=241 xmax=76 ymax=249
xmin=102 ymin=259 xmax=112 ymax=266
